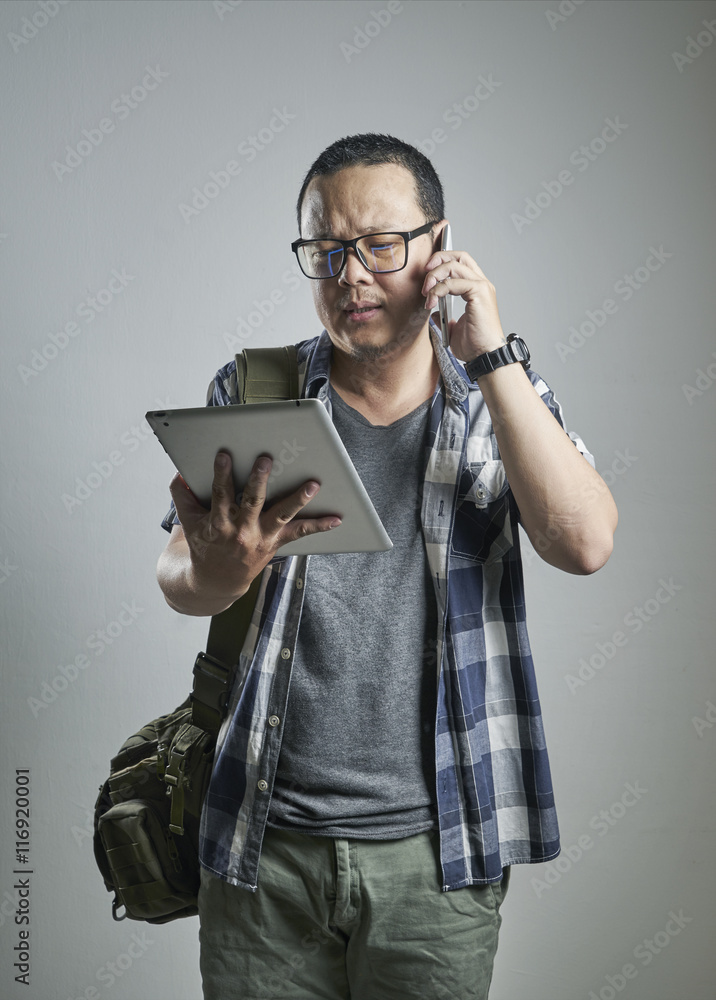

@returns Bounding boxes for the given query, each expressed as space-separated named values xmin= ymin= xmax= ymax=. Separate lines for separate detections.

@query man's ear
xmin=432 ymin=219 xmax=449 ymax=252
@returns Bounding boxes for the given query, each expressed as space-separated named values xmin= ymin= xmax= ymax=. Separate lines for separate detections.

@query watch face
xmin=508 ymin=336 xmax=530 ymax=364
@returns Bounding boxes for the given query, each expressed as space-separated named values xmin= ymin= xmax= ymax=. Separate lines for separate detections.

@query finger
xmin=423 ymin=256 xmax=477 ymax=295
xmin=426 ymin=274 xmax=488 ymax=312
xmin=263 ymin=479 xmax=322 ymax=534
xmin=210 ymin=451 xmax=240 ymax=527
xmin=424 ymin=251 xmax=484 ymax=288
xmin=423 ymin=262 xmax=461 ymax=309
xmin=426 ymin=249 xmax=481 ymax=274
xmin=424 ymin=248 xmax=455 ymax=270
xmin=423 ymin=260 xmax=452 ymax=289
xmin=277 ymin=512 xmax=343 ymax=546
xmin=236 ymin=454 xmax=272 ymax=522
xmin=424 ymin=273 xmax=454 ymax=312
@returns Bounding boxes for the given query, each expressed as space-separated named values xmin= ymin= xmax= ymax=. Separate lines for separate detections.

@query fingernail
xmin=216 ymin=453 xmax=229 ymax=468
xmin=256 ymin=458 xmax=271 ymax=473
xmin=305 ymin=482 xmax=319 ymax=497
xmin=329 ymin=518 xmax=342 ymax=528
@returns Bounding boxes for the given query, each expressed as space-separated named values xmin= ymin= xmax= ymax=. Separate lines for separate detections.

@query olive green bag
xmin=93 ymin=346 xmax=298 ymax=923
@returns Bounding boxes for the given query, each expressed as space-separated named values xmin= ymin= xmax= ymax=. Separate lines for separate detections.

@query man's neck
xmin=328 ymin=329 xmax=439 ymax=426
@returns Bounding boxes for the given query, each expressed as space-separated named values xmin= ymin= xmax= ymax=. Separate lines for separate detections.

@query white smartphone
xmin=438 ymin=223 xmax=452 ymax=347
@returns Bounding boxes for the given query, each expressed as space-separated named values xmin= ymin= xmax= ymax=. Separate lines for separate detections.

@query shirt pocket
xmin=450 ymin=460 xmax=514 ymax=565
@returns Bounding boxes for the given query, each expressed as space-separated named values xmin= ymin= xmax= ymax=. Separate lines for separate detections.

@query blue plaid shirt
xmin=162 ymin=321 xmax=594 ymax=891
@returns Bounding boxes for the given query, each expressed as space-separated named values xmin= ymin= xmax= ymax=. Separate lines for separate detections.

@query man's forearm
xmin=476 ymin=362 xmax=618 ymax=574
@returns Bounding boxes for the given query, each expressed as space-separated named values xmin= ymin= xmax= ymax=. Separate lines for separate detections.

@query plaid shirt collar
xmin=302 ymin=319 xmax=469 ymax=407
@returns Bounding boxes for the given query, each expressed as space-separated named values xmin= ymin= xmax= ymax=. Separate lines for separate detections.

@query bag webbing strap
xmin=119 ymin=880 xmax=180 ymax=906
xmin=189 ymin=346 xmax=299 ymax=734
xmin=189 ymin=574 xmax=262 ymax=735
xmin=235 ymin=345 xmax=299 ymax=404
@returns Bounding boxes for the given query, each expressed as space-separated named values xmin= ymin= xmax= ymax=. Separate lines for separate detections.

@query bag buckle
xmin=156 ymin=742 xmax=168 ymax=780
xmin=166 ymin=744 xmax=188 ymax=836
xmin=191 ymin=653 xmax=232 ymax=733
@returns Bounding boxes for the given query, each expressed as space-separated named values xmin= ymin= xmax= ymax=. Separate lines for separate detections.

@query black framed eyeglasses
xmin=291 ymin=221 xmax=438 ymax=279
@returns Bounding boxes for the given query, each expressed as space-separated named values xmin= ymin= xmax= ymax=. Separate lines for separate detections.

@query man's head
xmin=294 ymin=134 xmax=447 ymax=364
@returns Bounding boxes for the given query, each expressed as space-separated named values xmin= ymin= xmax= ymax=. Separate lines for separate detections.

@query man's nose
xmin=337 ymin=248 xmax=374 ymax=285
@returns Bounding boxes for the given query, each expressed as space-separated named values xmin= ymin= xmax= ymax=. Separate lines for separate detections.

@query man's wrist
xmin=184 ymin=563 xmax=250 ymax=611
xmin=465 ymin=335 xmax=531 ymax=382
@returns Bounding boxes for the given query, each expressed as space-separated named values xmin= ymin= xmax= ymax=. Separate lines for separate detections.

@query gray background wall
xmin=1 ymin=1 xmax=714 ymax=998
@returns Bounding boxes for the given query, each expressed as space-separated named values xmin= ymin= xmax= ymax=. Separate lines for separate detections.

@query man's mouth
xmin=343 ymin=302 xmax=382 ymax=318
xmin=343 ymin=303 xmax=382 ymax=323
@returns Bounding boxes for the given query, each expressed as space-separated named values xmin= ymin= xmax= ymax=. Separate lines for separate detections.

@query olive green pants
xmin=198 ymin=826 xmax=510 ymax=999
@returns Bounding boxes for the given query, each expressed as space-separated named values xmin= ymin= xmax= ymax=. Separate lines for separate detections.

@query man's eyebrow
xmin=306 ymin=225 xmax=397 ymax=240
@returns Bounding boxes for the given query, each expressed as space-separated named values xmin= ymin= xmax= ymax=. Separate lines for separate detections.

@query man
xmin=157 ymin=133 xmax=617 ymax=1000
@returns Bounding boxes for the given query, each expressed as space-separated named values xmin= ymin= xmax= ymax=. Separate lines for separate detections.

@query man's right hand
xmin=157 ymin=451 xmax=341 ymax=616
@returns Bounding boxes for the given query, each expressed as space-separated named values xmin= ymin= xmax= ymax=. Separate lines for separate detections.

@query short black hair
xmin=295 ymin=133 xmax=445 ymax=234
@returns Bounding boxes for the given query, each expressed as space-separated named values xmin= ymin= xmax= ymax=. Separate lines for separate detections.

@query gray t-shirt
xmin=267 ymin=389 xmax=439 ymax=839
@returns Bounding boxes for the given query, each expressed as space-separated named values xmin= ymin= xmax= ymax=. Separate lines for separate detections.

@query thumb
xmin=168 ymin=472 xmax=206 ymax=529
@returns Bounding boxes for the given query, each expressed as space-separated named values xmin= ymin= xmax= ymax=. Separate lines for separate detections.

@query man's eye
xmin=366 ymin=240 xmax=398 ymax=252
xmin=310 ymin=246 xmax=339 ymax=259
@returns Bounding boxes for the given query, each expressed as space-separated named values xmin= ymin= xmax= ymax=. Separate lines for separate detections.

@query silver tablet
xmin=146 ymin=399 xmax=392 ymax=557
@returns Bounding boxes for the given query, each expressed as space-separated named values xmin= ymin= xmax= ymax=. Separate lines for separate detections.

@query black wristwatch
xmin=464 ymin=334 xmax=531 ymax=382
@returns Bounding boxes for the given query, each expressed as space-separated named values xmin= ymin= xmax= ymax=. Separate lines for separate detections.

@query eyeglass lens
xmin=298 ymin=234 xmax=406 ymax=278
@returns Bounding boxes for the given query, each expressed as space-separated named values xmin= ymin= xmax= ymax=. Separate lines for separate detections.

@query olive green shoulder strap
xmin=190 ymin=345 xmax=299 ymax=734
xmin=235 ymin=345 xmax=299 ymax=404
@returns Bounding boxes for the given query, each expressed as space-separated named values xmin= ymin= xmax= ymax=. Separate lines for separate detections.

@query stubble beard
xmin=341 ymin=303 xmax=430 ymax=367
